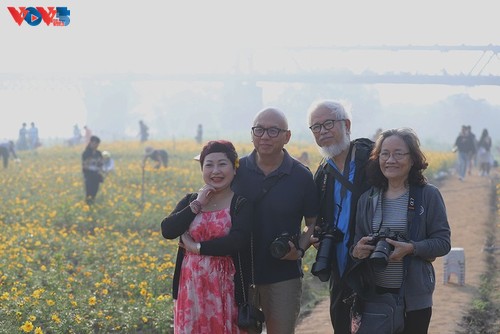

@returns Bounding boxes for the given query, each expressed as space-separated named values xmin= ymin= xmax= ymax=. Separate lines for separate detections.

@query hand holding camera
xmin=365 ymin=227 xmax=408 ymax=272
xmin=311 ymin=220 xmax=345 ymax=282
xmin=269 ymin=233 xmax=302 ymax=260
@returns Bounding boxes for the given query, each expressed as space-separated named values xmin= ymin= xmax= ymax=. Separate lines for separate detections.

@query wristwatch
xmin=297 ymin=247 xmax=305 ymax=259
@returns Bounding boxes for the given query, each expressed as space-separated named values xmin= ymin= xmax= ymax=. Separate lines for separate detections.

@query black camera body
xmin=367 ymin=227 xmax=408 ymax=271
xmin=269 ymin=232 xmax=298 ymax=259
xmin=311 ymin=221 xmax=345 ymax=282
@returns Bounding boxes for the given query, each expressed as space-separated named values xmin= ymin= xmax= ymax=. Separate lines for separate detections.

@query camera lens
xmin=270 ymin=237 xmax=291 ymax=259
xmin=369 ymin=239 xmax=392 ymax=272
xmin=311 ymin=235 xmax=334 ymax=282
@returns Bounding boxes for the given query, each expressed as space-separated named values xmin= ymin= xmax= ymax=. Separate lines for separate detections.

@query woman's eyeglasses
xmin=379 ymin=152 xmax=410 ymax=161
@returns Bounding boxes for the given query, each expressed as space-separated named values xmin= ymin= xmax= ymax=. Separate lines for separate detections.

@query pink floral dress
xmin=174 ymin=208 xmax=246 ymax=334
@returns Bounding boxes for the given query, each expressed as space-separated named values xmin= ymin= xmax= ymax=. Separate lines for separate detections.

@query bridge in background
xmin=1 ymin=45 xmax=500 ymax=86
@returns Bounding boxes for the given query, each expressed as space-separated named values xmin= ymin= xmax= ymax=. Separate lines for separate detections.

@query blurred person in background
xmin=453 ymin=125 xmax=476 ymax=181
xmin=161 ymin=140 xmax=253 ymax=333
xmin=17 ymin=122 xmax=28 ymax=150
xmin=0 ymin=140 xmax=20 ymax=169
xmin=195 ymin=124 xmax=203 ymax=144
xmin=28 ymin=122 xmax=40 ymax=150
xmin=72 ymin=124 xmax=82 ymax=145
xmin=142 ymin=146 xmax=169 ymax=169
xmin=82 ymin=135 xmax=103 ymax=205
xmin=84 ymin=126 xmax=92 ymax=145
xmin=477 ymin=128 xmax=492 ymax=177
xmin=351 ymin=128 xmax=451 ymax=334
xmin=139 ymin=120 xmax=149 ymax=143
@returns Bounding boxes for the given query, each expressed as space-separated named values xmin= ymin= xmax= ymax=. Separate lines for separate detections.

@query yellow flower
xmin=29 ymin=315 xmax=37 ymax=321
xmin=142 ymin=317 xmax=148 ymax=323
xmin=34 ymin=327 xmax=43 ymax=334
xmin=51 ymin=314 xmax=61 ymax=324
xmin=46 ymin=299 xmax=55 ymax=306
xmin=32 ymin=289 xmax=44 ymax=299
xmin=20 ymin=321 xmax=34 ymax=332
xmin=88 ymin=296 xmax=97 ymax=306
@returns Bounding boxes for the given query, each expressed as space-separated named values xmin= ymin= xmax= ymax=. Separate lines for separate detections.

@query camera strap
xmin=254 ymin=172 xmax=286 ymax=204
xmin=325 ymin=143 xmax=354 ymax=200
xmin=374 ymin=184 xmax=422 ymax=237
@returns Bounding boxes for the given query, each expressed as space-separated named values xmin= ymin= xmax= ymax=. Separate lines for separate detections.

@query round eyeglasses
xmin=379 ymin=152 xmax=410 ymax=161
xmin=309 ymin=119 xmax=345 ymax=134
xmin=251 ymin=126 xmax=287 ymax=138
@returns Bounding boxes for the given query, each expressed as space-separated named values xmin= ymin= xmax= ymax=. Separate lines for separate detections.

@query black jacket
xmin=161 ymin=193 xmax=253 ymax=304
xmin=313 ymin=138 xmax=373 ymax=284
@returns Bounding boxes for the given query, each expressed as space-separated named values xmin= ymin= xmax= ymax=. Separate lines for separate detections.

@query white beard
xmin=318 ymin=131 xmax=351 ymax=159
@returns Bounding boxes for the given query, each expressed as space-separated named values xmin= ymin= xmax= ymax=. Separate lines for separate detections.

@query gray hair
xmin=306 ymin=100 xmax=352 ymax=126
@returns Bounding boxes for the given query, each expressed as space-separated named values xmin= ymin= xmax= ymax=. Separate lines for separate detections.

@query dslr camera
xmin=367 ymin=227 xmax=408 ymax=272
xmin=269 ymin=232 xmax=298 ymax=259
xmin=311 ymin=219 xmax=345 ymax=282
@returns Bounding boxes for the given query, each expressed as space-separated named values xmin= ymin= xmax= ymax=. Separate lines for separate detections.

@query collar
xmin=246 ymin=148 xmax=294 ymax=176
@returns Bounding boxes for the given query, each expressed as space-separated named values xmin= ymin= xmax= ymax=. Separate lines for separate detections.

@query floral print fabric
xmin=174 ymin=208 xmax=245 ymax=334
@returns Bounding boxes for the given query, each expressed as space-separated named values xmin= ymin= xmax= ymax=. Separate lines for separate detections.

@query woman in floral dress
xmin=161 ymin=140 xmax=253 ymax=333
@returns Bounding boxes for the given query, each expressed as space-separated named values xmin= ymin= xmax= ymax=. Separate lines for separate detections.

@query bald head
xmin=253 ymin=107 xmax=288 ymax=130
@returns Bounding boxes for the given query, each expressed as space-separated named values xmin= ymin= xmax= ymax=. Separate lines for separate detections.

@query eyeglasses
xmin=309 ymin=119 xmax=345 ymax=134
xmin=251 ymin=126 xmax=288 ymax=138
xmin=379 ymin=152 xmax=410 ymax=161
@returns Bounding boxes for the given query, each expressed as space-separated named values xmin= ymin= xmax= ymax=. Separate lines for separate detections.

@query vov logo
xmin=7 ymin=7 xmax=70 ymax=26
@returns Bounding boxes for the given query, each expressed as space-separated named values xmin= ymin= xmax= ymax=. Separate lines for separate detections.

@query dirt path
xmin=295 ymin=173 xmax=494 ymax=334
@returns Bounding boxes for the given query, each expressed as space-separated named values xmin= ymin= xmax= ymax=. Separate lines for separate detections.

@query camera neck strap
xmin=325 ymin=142 xmax=354 ymax=200
xmin=374 ymin=185 xmax=421 ymax=238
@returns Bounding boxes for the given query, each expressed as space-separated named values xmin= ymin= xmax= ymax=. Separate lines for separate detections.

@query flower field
xmin=0 ymin=140 xmax=455 ymax=333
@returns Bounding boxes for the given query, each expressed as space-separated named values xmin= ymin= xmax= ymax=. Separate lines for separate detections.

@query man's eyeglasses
xmin=379 ymin=152 xmax=410 ymax=161
xmin=309 ymin=119 xmax=345 ymax=134
xmin=251 ymin=126 xmax=288 ymax=138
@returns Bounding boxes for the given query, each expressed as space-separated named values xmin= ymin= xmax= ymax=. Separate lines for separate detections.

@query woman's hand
xmin=387 ymin=239 xmax=414 ymax=261
xmin=196 ymin=184 xmax=216 ymax=206
xmin=180 ymin=232 xmax=200 ymax=254
xmin=352 ymin=236 xmax=376 ymax=259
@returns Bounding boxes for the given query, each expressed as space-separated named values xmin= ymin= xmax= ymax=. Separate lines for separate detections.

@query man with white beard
xmin=307 ymin=100 xmax=373 ymax=334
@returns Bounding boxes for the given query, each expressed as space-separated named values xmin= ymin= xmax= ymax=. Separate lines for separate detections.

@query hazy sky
xmin=1 ymin=0 xmax=500 ymax=139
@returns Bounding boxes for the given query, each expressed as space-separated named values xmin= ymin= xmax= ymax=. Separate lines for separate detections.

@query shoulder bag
xmin=237 ymin=234 xmax=265 ymax=333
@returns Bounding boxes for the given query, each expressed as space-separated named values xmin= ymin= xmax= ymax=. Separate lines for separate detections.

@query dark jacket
xmin=161 ymin=193 xmax=253 ymax=304
xmin=352 ymin=184 xmax=451 ymax=311
xmin=313 ymin=138 xmax=373 ymax=285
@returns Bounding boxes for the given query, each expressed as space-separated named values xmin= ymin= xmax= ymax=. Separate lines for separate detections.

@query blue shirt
xmin=327 ymin=159 xmax=355 ymax=277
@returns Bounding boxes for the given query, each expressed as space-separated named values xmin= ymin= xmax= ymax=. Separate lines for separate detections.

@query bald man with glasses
xmin=232 ymin=107 xmax=319 ymax=334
